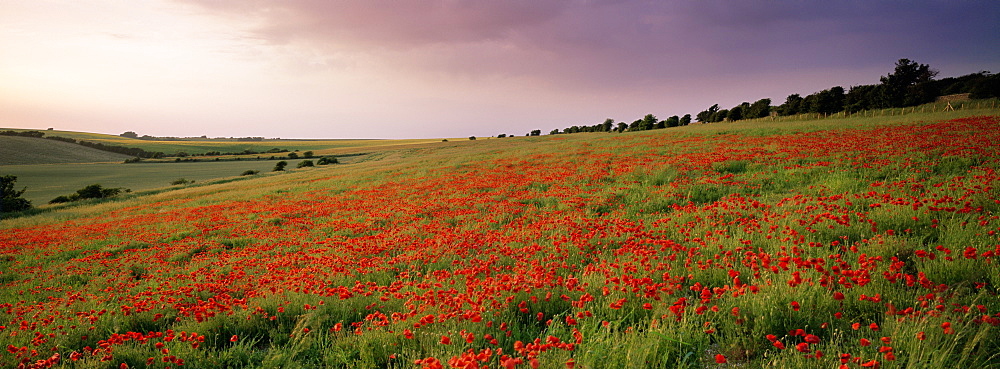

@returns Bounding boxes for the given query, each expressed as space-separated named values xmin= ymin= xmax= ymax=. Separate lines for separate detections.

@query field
xmin=1 ymin=109 xmax=1000 ymax=368
xmin=0 ymin=128 xmax=456 ymax=157
xmin=0 ymin=137 xmax=131 ymax=166
xmin=3 ymin=158 xmax=348 ymax=206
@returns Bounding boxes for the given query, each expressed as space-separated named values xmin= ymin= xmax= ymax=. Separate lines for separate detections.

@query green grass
xmin=1 ymin=159 xmax=325 ymax=204
xmin=0 ymin=136 xmax=132 ymax=165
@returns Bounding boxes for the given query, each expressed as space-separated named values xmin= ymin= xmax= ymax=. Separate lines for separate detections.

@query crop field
xmin=1 ymin=159 xmax=323 ymax=205
xmin=1 ymin=111 xmax=1000 ymax=368
xmin=0 ymin=128 xmax=454 ymax=157
xmin=0 ymin=137 xmax=132 ymax=166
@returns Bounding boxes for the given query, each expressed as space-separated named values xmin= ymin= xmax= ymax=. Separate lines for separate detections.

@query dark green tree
xmin=75 ymin=184 xmax=124 ymax=200
xmin=727 ymin=105 xmax=744 ymax=121
xmin=680 ymin=114 xmax=692 ymax=126
xmin=970 ymin=73 xmax=1000 ymax=99
xmin=297 ymin=160 xmax=314 ymax=168
xmin=0 ymin=175 xmax=32 ymax=214
xmin=273 ymin=161 xmax=288 ymax=171
xmin=878 ymin=58 xmax=937 ymax=107
xmin=747 ymin=98 xmax=772 ymax=119
xmin=601 ymin=118 xmax=615 ymax=132
xmin=696 ymin=104 xmax=720 ymax=122
xmin=778 ymin=94 xmax=804 ymax=116
xmin=665 ymin=115 xmax=680 ymax=128
xmin=639 ymin=114 xmax=658 ymax=130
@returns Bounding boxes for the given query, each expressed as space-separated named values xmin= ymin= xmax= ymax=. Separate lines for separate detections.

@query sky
xmin=2 ymin=1 xmax=999 ymax=139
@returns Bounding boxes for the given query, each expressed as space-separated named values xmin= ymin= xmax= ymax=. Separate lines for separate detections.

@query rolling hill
xmin=0 ymin=136 xmax=132 ymax=165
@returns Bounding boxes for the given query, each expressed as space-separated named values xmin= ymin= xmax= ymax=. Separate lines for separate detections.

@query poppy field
xmin=2 ymin=113 xmax=999 ymax=368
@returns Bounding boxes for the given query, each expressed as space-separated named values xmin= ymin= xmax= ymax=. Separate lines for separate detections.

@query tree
xmin=287 ymin=152 xmax=299 ymax=159
xmin=696 ymin=104 xmax=719 ymax=123
xmin=75 ymin=184 xmax=125 ymax=200
xmin=0 ymin=175 xmax=32 ymax=214
xmin=601 ymin=118 xmax=614 ymax=132
xmin=778 ymin=94 xmax=804 ymax=116
xmin=273 ymin=161 xmax=287 ymax=171
xmin=297 ymin=160 xmax=314 ymax=168
xmin=317 ymin=157 xmax=338 ymax=165
xmin=879 ymin=58 xmax=937 ymax=107
xmin=970 ymin=73 xmax=1000 ymax=99
xmin=529 ymin=130 xmax=541 ymax=136
xmin=680 ymin=114 xmax=692 ymax=126
xmin=808 ymin=87 xmax=845 ymax=114
xmin=665 ymin=115 xmax=680 ymax=128
xmin=640 ymin=114 xmax=658 ymax=130
xmin=727 ymin=105 xmax=743 ymax=121
xmin=303 ymin=151 xmax=314 ymax=158
xmin=616 ymin=122 xmax=628 ymax=132
xmin=747 ymin=98 xmax=771 ymax=119
xmin=120 ymin=131 xmax=139 ymax=139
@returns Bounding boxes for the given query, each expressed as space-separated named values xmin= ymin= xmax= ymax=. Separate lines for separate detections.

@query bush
xmin=297 ymin=160 xmax=314 ymax=168
xmin=287 ymin=152 xmax=299 ymax=159
xmin=49 ymin=196 xmax=72 ymax=204
xmin=49 ymin=184 xmax=129 ymax=204
xmin=317 ymin=157 xmax=338 ymax=165
xmin=75 ymin=184 xmax=127 ymax=200
xmin=0 ymin=175 xmax=32 ymax=214
xmin=273 ymin=161 xmax=288 ymax=171
xmin=241 ymin=170 xmax=260 ymax=176
xmin=124 ymin=157 xmax=142 ymax=163
xmin=171 ymin=178 xmax=193 ymax=185
xmin=469 ymin=136 xmax=476 ymax=140
xmin=303 ymin=151 xmax=314 ymax=158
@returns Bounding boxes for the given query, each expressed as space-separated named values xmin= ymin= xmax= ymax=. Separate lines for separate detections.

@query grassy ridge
xmin=0 ymin=136 xmax=132 ymax=165
xmin=1 ymin=108 xmax=999 ymax=368
xmin=0 ymin=127 xmax=452 ymax=155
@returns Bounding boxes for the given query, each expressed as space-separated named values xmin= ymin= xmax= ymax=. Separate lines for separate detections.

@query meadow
xmin=1 ymin=108 xmax=999 ymax=369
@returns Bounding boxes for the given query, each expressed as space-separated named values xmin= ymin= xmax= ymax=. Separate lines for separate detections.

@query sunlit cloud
xmin=1 ymin=0 xmax=998 ymax=138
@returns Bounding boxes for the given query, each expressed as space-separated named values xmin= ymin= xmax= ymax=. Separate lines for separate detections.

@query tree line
xmin=505 ymin=59 xmax=999 ymax=136
xmin=697 ymin=59 xmax=1000 ymax=123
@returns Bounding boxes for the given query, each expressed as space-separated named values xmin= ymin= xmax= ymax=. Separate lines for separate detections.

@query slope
xmin=0 ymin=136 xmax=132 ymax=165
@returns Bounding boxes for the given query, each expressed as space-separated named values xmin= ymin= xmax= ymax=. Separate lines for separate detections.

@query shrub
xmin=124 ymin=157 xmax=142 ymax=163
xmin=303 ymin=151 xmax=314 ymax=158
xmin=48 ymin=196 xmax=72 ymax=204
xmin=273 ymin=161 xmax=288 ymax=171
xmin=469 ymin=136 xmax=476 ymax=140
xmin=241 ymin=170 xmax=260 ymax=176
xmin=442 ymin=139 xmax=448 ymax=142
xmin=0 ymin=175 xmax=32 ymax=214
xmin=317 ymin=157 xmax=338 ymax=165
xmin=297 ymin=160 xmax=314 ymax=168
xmin=49 ymin=184 xmax=129 ymax=204
xmin=75 ymin=184 xmax=127 ymax=200
xmin=288 ymin=152 xmax=299 ymax=159
xmin=171 ymin=178 xmax=193 ymax=185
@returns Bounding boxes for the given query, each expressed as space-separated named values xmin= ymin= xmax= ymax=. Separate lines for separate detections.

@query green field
xmin=0 ymin=136 xmax=132 ymax=165
xmin=1 ymin=127 xmax=459 ymax=156
xmin=1 ymin=159 xmax=324 ymax=204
